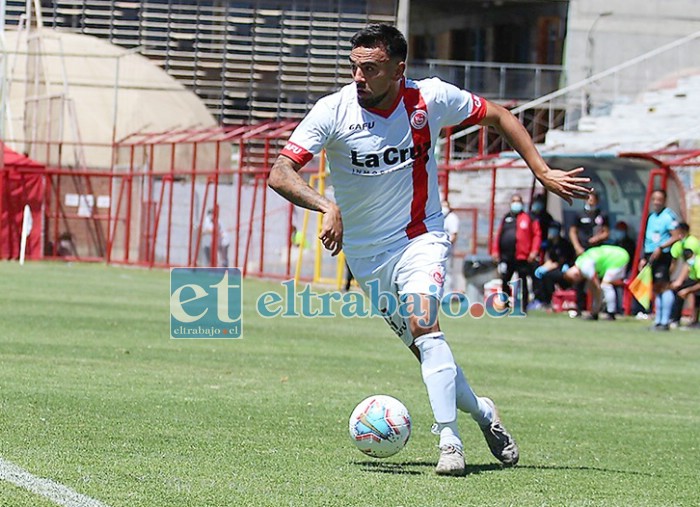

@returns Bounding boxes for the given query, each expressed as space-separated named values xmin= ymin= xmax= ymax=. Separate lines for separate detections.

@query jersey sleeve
xmin=280 ymin=98 xmax=335 ymax=166
xmin=670 ymin=240 xmax=683 ymax=259
xmin=430 ymin=78 xmax=487 ymax=128
xmin=666 ymin=209 xmax=679 ymax=231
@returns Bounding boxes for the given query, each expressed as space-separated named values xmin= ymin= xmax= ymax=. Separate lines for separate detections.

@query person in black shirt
xmin=568 ymin=190 xmax=609 ymax=315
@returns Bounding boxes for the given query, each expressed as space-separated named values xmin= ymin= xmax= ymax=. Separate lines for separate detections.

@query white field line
xmin=0 ymin=457 xmax=111 ymax=507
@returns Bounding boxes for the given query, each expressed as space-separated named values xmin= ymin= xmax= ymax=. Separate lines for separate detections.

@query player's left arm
xmin=478 ymin=100 xmax=591 ymax=204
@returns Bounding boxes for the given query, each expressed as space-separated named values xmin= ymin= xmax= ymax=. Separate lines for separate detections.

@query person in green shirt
xmin=669 ymin=223 xmax=700 ymax=327
xmin=670 ymin=222 xmax=700 ymax=285
xmin=562 ymin=245 xmax=630 ymax=321
xmin=671 ymin=247 xmax=700 ymax=328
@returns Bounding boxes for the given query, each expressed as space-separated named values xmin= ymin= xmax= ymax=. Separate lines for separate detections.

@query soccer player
xmin=268 ymin=24 xmax=590 ymax=476
xmin=561 ymin=245 xmax=630 ymax=320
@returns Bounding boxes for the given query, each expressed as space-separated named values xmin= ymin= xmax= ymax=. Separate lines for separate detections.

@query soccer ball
xmin=348 ymin=395 xmax=412 ymax=458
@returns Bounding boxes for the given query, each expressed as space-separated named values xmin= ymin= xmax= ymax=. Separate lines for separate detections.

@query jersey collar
xmin=364 ymin=78 xmax=405 ymax=118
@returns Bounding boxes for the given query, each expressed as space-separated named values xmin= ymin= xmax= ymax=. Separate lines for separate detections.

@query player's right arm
xmin=268 ymin=96 xmax=343 ymax=255
xmin=268 ymin=155 xmax=343 ymax=256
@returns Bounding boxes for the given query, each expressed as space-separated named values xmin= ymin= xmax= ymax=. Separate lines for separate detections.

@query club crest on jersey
xmin=410 ymin=109 xmax=428 ymax=130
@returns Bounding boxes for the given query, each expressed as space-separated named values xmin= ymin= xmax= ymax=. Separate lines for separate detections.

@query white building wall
xmin=565 ymin=0 xmax=700 ymax=89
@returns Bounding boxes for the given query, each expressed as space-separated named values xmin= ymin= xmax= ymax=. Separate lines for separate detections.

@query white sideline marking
xmin=0 ymin=457 xmax=110 ymax=507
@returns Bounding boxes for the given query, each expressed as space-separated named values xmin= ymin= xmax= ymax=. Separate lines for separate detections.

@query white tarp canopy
xmin=1 ymin=28 xmax=228 ymax=171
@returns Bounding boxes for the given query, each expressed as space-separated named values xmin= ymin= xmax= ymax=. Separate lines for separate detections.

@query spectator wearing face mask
xmin=530 ymin=193 xmax=554 ymax=261
xmin=568 ymin=190 xmax=609 ymax=316
xmin=569 ymin=190 xmax=609 ymax=256
xmin=493 ymin=194 xmax=541 ymax=309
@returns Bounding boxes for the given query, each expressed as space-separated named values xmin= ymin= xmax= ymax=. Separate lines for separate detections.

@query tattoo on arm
xmin=269 ymin=156 xmax=333 ymax=213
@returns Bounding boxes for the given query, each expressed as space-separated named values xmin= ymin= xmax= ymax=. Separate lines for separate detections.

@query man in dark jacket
xmin=494 ymin=194 xmax=541 ymax=309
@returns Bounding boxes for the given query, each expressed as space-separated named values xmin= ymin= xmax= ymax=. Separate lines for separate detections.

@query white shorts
xmin=601 ymin=266 xmax=626 ymax=285
xmin=346 ymin=231 xmax=451 ymax=346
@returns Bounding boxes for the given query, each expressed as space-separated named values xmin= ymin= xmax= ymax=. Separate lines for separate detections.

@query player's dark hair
xmin=652 ymin=188 xmax=667 ymax=199
xmin=678 ymin=222 xmax=690 ymax=233
xmin=351 ymin=24 xmax=407 ymax=61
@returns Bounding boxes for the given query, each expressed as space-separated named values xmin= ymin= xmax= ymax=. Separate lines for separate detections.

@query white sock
xmin=455 ymin=366 xmax=493 ymax=427
xmin=414 ymin=332 xmax=461 ymax=448
xmin=601 ymin=283 xmax=617 ymax=314
xmin=435 ymin=422 xmax=461 ymax=449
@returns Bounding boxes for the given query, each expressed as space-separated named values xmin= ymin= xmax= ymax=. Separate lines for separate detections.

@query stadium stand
xmin=4 ymin=0 xmax=395 ymax=124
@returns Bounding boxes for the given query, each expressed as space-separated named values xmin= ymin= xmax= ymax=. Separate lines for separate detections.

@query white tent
xmin=2 ymin=28 xmax=228 ymax=171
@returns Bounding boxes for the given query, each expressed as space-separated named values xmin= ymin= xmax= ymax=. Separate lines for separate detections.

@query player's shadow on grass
xmin=520 ymin=464 xmax=655 ymax=477
xmin=355 ymin=461 xmax=504 ymax=476
xmin=357 ymin=462 xmax=649 ymax=477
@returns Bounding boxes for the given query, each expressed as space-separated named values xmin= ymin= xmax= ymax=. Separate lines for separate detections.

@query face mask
xmin=442 ymin=207 xmax=449 ymax=216
xmin=584 ymin=204 xmax=592 ymax=212
xmin=510 ymin=202 xmax=523 ymax=213
xmin=689 ymin=258 xmax=696 ymax=267
xmin=547 ymin=228 xmax=560 ymax=239
xmin=532 ymin=202 xmax=544 ymax=213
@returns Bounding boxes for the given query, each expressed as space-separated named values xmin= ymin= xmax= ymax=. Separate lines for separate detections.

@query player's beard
xmin=357 ymin=87 xmax=390 ymax=109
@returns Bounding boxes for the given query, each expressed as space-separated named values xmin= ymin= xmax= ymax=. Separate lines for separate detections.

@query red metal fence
xmin=3 ymin=125 xmax=700 ymax=300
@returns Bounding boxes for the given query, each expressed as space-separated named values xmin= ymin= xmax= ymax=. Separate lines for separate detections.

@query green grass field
xmin=1 ymin=261 xmax=699 ymax=507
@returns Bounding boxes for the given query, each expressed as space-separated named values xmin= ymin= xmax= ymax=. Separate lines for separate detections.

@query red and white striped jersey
xmin=281 ymin=77 xmax=486 ymax=257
